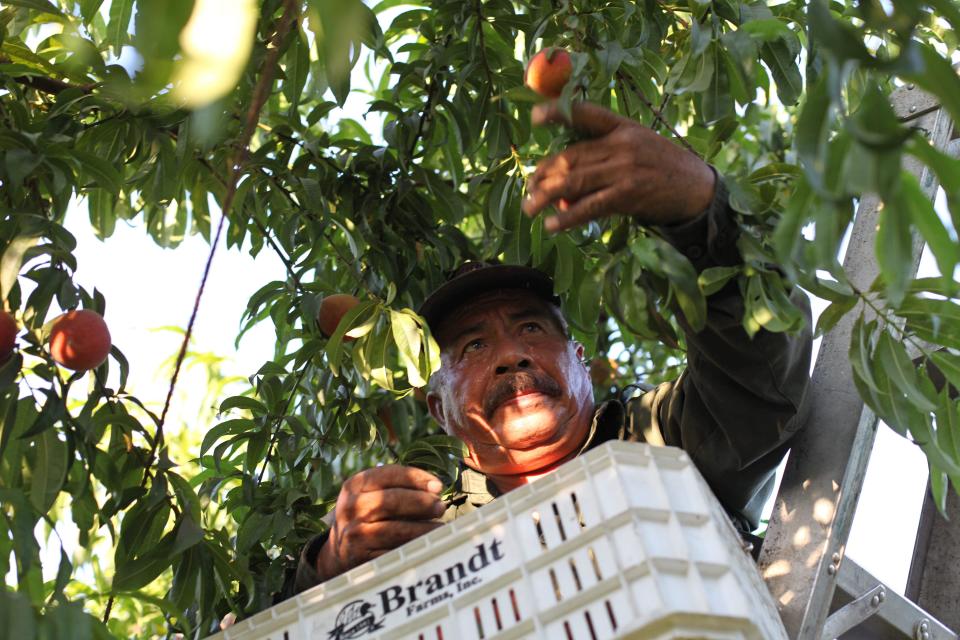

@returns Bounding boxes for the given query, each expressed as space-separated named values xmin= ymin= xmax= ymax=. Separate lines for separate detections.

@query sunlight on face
xmin=172 ymin=0 xmax=258 ymax=107
xmin=428 ymin=292 xmax=594 ymax=477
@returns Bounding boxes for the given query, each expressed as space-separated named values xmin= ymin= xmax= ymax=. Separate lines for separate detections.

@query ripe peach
xmin=0 ymin=311 xmax=17 ymax=362
xmin=49 ymin=309 xmax=111 ymax=371
xmin=589 ymin=357 xmax=618 ymax=387
xmin=525 ymin=48 xmax=573 ymax=98
xmin=317 ymin=293 xmax=361 ymax=340
xmin=378 ymin=407 xmax=398 ymax=445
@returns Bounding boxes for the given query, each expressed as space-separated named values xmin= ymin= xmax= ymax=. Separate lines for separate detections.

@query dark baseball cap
xmin=418 ymin=262 xmax=561 ymax=332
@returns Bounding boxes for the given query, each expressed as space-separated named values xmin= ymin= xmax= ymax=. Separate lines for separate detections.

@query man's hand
xmin=522 ymin=102 xmax=716 ymax=233
xmin=316 ymin=465 xmax=446 ymax=580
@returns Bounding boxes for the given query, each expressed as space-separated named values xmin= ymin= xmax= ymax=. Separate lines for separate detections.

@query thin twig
xmin=616 ymin=71 xmax=698 ymax=157
xmin=255 ymin=365 xmax=310 ymax=484
xmin=651 ymin=91 xmax=672 ymax=133
xmin=103 ymin=0 xmax=300 ymax=624
xmin=1 ymin=55 xmax=98 ymax=95
xmin=474 ymin=1 xmax=502 ymax=132
xmin=196 ymin=155 xmax=304 ymax=290
xmin=406 ymin=34 xmax=452 ymax=162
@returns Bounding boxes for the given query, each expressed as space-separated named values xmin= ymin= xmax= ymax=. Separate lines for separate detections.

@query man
xmin=293 ymin=102 xmax=812 ymax=592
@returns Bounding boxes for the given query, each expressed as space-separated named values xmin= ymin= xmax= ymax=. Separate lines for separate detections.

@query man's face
xmin=426 ymin=291 xmax=595 ymax=477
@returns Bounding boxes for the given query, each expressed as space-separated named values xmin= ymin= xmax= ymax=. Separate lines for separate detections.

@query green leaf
xmin=236 ymin=510 xmax=271 ymax=552
xmin=29 ymin=428 xmax=68 ymax=514
xmin=898 ymin=173 xmax=958 ymax=279
xmin=325 ymin=301 xmax=377 ymax=377
xmin=167 ymin=471 xmax=203 ymax=523
xmin=899 ymin=297 xmax=960 ymax=350
xmin=1 ymin=235 xmax=39 ymax=300
xmin=112 ymin=533 xmax=175 ymax=592
xmin=875 ymin=332 xmax=936 ymax=413
xmin=218 ymin=396 xmax=267 ymax=415
xmin=87 ymin=189 xmax=118 ymax=239
xmin=43 ymin=601 xmax=92 ymax=640
xmin=390 ymin=309 xmax=426 ymax=388
xmin=760 ymin=38 xmax=802 ymax=106
xmin=698 ymin=266 xmax=740 ymax=296
xmin=907 ymin=135 xmax=960 ymax=234
xmin=283 ymin=29 xmax=311 ymax=109
xmin=930 ymin=351 xmax=960 ymax=394
xmin=72 ymin=150 xmax=123 ymax=194
xmin=4 ymin=0 xmax=63 ymax=17
xmin=815 ymin=295 xmax=857 ymax=337
xmin=79 ymin=0 xmax=106 ymax=22
xmin=0 ymin=589 xmax=36 ymax=639
xmin=904 ymin=44 xmax=960 ymax=128
xmin=200 ymin=418 xmax=255 ymax=457
xmin=107 ymin=0 xmax=134 ymax=54
xmin=362 ymin=319 xmax=395 ymax=391
xmin=876 ymin=192 xmax=914 ymax=307
xmin=701 ymin=45 xmax=733 ymax=123
xmin=808 ymin=0 xmax=870 ymax=63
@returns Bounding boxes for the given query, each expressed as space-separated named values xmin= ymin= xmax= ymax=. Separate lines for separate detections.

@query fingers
xmin=361 ymin=520 xmax=444 ymax=552
xmin=523 ymin=162 xmax=619 ymax=217
xmin=347 ymin=464 xmax=443 ymax=495
xmin=350 ymin=487 xmax=446 ymax=522
xmin=540 ymin=188 xmax=619 ymax=233
xmin=323 ymin=519 xmax=443 ymax=576
xmin=532 ymin=101 xmax=629 ymax=138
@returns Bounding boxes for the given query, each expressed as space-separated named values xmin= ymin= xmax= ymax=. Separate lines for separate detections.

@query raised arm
xmin=523 ymin=101 xmax=812 ymax=530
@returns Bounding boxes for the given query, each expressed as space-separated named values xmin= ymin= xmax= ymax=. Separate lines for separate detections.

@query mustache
xmin=484 ymin=371 xmax=562 ymax=418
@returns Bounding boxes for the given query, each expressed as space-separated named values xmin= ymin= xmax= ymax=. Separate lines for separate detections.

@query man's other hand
xmin=316 ymin=465 xmax=446 ymax=580
xmin=522 ymin=102 xmax=716 ymax=232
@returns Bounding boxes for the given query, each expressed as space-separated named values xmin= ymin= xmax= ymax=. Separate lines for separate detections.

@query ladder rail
xmin=758 ymin=87 xmax=956 ymax=638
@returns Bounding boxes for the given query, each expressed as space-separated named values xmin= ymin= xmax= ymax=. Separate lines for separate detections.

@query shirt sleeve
xmin=631 ymin=175 xmax=813 ymax=531
xmin=287 ymin=531 xmax=330 ymax=597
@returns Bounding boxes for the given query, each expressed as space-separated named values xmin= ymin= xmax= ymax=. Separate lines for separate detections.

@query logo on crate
xmin=327 ymin=539 xmax=505 ymax=639
xmin=328 ymin=600 xmax=385 ymax=640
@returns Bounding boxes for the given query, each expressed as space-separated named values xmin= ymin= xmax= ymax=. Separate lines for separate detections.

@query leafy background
xmin=0 ymin=0 xmax=958 ymax=637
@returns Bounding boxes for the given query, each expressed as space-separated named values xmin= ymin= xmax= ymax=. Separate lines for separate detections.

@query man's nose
xmin=495 ymin=357 xmax=531 ymax=375
xmin=494 ymin=338 xmax=532 ymax=375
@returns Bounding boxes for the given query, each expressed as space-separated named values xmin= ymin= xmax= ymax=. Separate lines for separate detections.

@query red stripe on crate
xmin=571 ymin=492 xmax=586 ymax=529
xmin=492 ymin=596 xmax=503 ymax=630
xmin=588 ymin=547 xmax=603 ymax=581
xmin=605 ymin=600 xmax=617 ymax=630
xmin=549 ymin=567 xmax=562 ymax=602
xmin=509 ymin=588 xmax=521 ymax=622
xmin=585 ymin=610 xmax=597 ymax=640
xmin=532 ymin=511 xmax=547 ymax=550
xmin=552 ymin=502 xmax=567 ymax=541
xmin=474 ymin=606 xmax=484 ymax=639
xmin=569 ymin=557 xmax=582 ymax=591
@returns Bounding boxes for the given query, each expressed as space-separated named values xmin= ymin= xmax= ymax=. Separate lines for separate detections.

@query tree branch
xmin=0 ymin=56 xmax=96 ymax=95
xmin=105 ymin=0 xmax=301 ymax=623
xmin=616 ymin=71 xmax=699 ymax=157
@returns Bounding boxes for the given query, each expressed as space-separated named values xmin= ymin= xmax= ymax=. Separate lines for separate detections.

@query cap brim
xmin=419 ymin=265 xmax=559 ymax=332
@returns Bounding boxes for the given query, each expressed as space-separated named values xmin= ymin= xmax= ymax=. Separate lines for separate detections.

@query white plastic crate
xmin=210 ymin=441 xmax=787 ymax=640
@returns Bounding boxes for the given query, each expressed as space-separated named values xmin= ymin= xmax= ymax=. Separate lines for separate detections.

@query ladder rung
xmin=833 ymin=558 xmax=957 ymax=639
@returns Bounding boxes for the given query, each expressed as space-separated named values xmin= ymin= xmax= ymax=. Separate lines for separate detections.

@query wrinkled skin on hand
xmin=316 ymin=465 xmax=446 ymax=580
xmin=522 ymin=102 xmax=716 ymax=232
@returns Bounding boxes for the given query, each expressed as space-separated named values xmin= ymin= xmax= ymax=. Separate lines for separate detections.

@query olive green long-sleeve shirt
xmin=291 ymin=178 xmax=812 ymax=596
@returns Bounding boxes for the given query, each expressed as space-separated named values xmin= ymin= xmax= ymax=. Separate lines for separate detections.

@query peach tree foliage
xmin=1 ymin=0 xmax=960 ymax=636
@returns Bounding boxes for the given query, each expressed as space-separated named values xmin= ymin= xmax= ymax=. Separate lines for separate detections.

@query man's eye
xmin=463 ymin=339 xmax=484 ymax=354
xmin=521 ymin=322 xmax=542 ymax=333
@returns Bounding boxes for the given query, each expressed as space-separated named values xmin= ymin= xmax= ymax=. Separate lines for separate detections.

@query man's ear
xmin=426 ymin=390 xmax=449 ymax=433
xmin=573 ymin=341 xmax=585 ymax=360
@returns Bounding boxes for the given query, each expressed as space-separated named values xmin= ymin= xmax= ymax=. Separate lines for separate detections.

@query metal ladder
xmin=758 ymin=86 xmax=960 ymax=639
